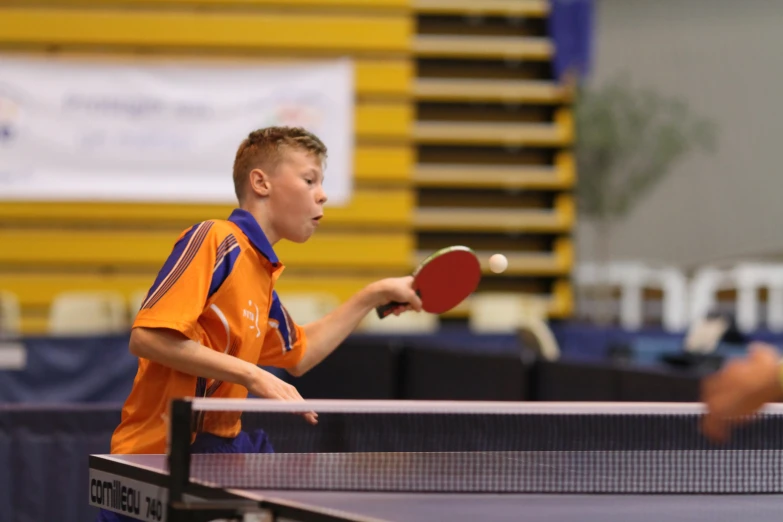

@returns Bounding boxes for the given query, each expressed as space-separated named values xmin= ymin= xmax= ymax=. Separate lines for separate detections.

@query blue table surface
xmin=96 ymin=454 xmax=783 ymax=522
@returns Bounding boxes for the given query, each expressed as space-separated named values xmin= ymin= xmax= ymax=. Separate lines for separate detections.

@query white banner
xmin=0 ymin=56 xmax=354 ymax=205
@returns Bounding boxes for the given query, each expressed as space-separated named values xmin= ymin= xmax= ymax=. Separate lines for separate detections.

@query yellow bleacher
xmin=416 ymin=237 xmax=573 ymax=277
xmin=414 ymin=109 xmax=573 ymax=147
xmin=0 ymin=273 xmax=387 ymax=334
xmin=0 ymin=0 xmax=576 ymax=333
xmin=412 ymin=0 xmax=575 ymax=319
xmin=0 ymin=5 xmax=411 ymax=52
xmin=0 ymin=229 xmax=413 ymax=269
xmin=0 ymin=188 xmax=413 ymax=228
xmin=415 ymin=78 xmax=572 ymax=104
xmin=413 ymin=0 xmax=549 ymax=17
xmin=0 ymin=0 xmax=415 ymax=334
xmin=414 ymin=151 xmax=575 ymax=189
xmin=414 ymin=194 xmax=574 ymax=233
xmin=414 ymin=35 xmax=553 ymax=61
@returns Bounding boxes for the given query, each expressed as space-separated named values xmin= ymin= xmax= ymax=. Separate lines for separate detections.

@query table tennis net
xmin=175 ymin=400 xmax=783 ymax=494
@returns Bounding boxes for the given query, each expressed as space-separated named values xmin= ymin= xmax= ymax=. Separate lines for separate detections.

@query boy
xmin=97 ymin=127 xmax=421 ymax=521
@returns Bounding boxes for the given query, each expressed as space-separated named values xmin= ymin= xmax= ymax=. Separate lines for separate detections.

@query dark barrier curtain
xmin=0 ymin=334 xmax=136 ymax=403
xmin=0 ymin=331 xmax=524 ymax=404
xmin=0 ymin=405 xmax=121 ymax=522
xmin=0 ymin=336 xmax=133 ymax=521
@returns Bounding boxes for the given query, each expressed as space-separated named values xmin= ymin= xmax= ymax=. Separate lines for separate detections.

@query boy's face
xmin=267 ymin=148 xmax=327 ymax=243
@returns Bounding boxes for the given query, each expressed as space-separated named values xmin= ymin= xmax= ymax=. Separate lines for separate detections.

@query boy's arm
xmin=289 ymin=276 xmax=422 ymax=376
xmin=131 ymin=327 xmax=317 ymax=423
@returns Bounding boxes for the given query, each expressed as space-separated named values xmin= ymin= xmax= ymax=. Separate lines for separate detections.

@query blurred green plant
xmin=573 ymin=73 xmax=718 ymax=322
xmin=575 ymin=73 xmax=718 ymax=223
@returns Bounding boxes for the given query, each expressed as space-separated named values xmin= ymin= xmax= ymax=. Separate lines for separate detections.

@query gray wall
xmin=578 ymin=0 xmax=783 ymax=268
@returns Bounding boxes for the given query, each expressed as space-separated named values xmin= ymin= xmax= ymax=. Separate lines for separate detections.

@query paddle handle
xmin=375 ymin=290 xmax=421 ymax=319
xmin=375 ymin=301 xmax=403 ymax=319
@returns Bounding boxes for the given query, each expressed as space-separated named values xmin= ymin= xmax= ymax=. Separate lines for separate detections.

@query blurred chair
xmin=468 ymin=293 xmax=560 ymax=361
xmin=358 ymin=309 xmax=439 ymax=333
xmin=276 ymin=292 xmax=341 ymax=325
xmin=689 ymin=266 xmax=731 ymax=329
xmin=576 ymin=262 xmax=690 ymax=332
xmin=682 ymin=313 xmax=731 ymax=355
xmin=48 ymin=291 xmax=128 ymax=335
xmin=0 ymin=290 xmax=21 ymax=338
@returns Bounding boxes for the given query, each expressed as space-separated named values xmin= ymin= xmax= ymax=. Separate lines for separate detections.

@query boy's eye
xmin=305 ymin=179 xmax=314 ymax=185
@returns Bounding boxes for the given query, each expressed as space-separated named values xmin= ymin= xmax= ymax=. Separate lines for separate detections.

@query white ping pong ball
xmin=489 ymin=254 xmax=508 ymax=274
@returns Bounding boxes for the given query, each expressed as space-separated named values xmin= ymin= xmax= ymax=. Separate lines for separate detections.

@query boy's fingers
xmin=392 ymin=305 xmax=407 ymax=316
xmin=701 ymin=414 xmax=727 ymax=444
xmin=408 ymin=292 xmax=423 ymax=312
xmin=701 ymin=373 xmax=717 ymax=399
xmin=283 ymin=386 xmax=317 ymax=425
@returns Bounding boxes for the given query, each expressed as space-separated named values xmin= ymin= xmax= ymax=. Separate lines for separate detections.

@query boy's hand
xmin=246 ymin=367 xmax=318 ymax=425
xmin=701 ymin=342 xmax=782 ymax=443
xmin=370 ymin=276 xmax=423 ymax=315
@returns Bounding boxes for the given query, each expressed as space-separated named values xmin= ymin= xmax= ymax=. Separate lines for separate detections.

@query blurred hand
xmin=370 ymin=276 xmax=423 ymax=314
xmin=701 ymin=342 xmax=782 ymax=443
xmin=246 ymin=367 xmax=317 ymax=425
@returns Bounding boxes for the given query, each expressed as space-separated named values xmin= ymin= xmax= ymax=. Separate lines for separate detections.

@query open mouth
xmin=312 ymin=215 xmax=323 ymax=225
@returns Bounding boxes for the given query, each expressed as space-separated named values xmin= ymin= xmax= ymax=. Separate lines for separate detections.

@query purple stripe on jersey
xmin=209 ymin=234 xmax=240 ymax=298
xmin=143 ymin=221 xmax=214 ymax=310
xmin=142 ymin=226 xmax=198 ymax=307
xmin=269 ymin=291 xmax=294 ymax=352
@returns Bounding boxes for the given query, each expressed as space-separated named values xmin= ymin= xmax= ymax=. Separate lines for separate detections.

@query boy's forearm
xmin=130 ymin=326 xmax=257 ymax=387
xmin=294 ymin=283 xmax=381 ymax=376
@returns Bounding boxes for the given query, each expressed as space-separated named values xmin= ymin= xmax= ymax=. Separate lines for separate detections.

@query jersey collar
xmin=227 ymin=208 xmax=280 ymax=265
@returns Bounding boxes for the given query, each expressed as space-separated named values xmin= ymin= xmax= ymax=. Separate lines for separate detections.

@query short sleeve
xmin=258 ymin=291 xmax=308 ymax=368
xmin=133 ymin=221 xmax=220 ymax=340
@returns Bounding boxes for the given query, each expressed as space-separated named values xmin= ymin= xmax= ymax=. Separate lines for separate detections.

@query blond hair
xmin=232 ymin=126 xmax=327 ymax=202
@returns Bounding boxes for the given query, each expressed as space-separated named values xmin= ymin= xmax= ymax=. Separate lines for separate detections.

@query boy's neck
xmin=239 ymin=201 xmax=279 ymax=245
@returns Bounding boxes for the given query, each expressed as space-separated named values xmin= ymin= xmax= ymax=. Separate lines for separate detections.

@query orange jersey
xmin=111 ymin=209 xmax=307 ymax=454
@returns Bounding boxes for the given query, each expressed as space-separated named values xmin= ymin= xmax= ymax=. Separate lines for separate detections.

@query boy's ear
xmin=248 ymin=168 xmax=271 ymax=197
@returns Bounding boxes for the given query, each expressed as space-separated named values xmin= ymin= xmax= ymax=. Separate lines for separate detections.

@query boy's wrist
xmin=362 ymin=280 xmax=390 ymax=309
xmin=238 ymin=360 xmax=263 ymax=390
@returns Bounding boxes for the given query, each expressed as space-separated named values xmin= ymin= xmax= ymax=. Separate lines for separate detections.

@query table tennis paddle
xmin=376 ymin=245 xmax=481 ymax=319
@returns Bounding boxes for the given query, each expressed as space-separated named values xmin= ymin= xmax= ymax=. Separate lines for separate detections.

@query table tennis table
xmin=89 ymin=452 xmax=783 ymax=522
xmin=89 ymin=398 xmax=783 ymax=522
